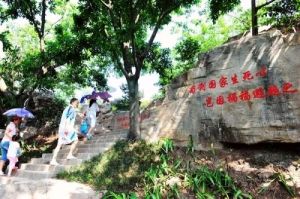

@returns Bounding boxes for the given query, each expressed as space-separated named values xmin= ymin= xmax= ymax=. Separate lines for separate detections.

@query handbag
xmin=80 ymin=119 xmax=89 ymax=135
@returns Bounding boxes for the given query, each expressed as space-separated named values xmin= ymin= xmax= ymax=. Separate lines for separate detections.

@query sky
xmin=0 ymin=0 xmax=251 ymax=102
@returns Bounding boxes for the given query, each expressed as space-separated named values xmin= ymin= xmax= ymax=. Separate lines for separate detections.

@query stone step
xmin=20 ymin=163 xmax=72 ymax=172
xmin=0 ymin=178 xmax=98 ymax=198
xmin=15 ymin=170 xmax=56 ymax=180
xmin=79 ymin=138 xmax=126 ymax=145
xmin=60 ymin=146 xmax=110 ymax=154
xmin=0 ymin=176 xmax=32 ymax=185
xmin=94 ymin=130 xmax=128 ymax=135
xmin=91 ymin=134 xmax=127 ymax=139
xmin=30 ymin=157 xmax=84 ymax=165
xmin=42 ymin=152 xmax=98 ymax=160
xmin=62 ymin=141 xmax=115 ymax=150
xmin=78 ymin=136 xmax=126 ymax=143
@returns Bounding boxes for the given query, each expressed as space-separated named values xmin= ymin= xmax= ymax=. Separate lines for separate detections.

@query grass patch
xmin=57 ymin=140 xmax=159 ymax=191
xmin=57 ymin=139 xmax=253 ymax=198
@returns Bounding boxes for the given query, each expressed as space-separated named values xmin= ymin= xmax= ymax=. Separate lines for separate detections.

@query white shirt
xmin=58 ymin=106 xmax=77 ymax=137
xmin=2 ymin=122 xmax=16 ymax=142
xmin=7 ymin=141 xmax=20 ymax=157
xmin=88 ymin=103 xmax=99 ymax=120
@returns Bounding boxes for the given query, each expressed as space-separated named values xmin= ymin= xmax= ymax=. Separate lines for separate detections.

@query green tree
xmin=261 ymin=0 xmax=300 ymax=31
xmin=209 ymin=0 xmax=278 ymax=35
xmin=71 ymin=0 xmax=200 ymax=139
xmin=113 ymin=84 xmax=130 ymax=111
xmin=0 ymin=0 xmax=108 ymax=115
xmin=158 ymin=16 xmax=232 ymax=86
xmin=1 ymin=0 xmax=50 ymax=52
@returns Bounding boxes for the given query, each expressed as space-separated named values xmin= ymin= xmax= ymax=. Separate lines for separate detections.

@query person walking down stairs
xmin=50 ymin=98 xmax=82 ymax=166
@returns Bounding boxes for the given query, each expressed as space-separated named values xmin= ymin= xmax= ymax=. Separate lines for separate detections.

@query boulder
xmin=20 ymin=127 xmax=38 ymax=139
xmin=141 ymin=31 xmax=300 ymax=147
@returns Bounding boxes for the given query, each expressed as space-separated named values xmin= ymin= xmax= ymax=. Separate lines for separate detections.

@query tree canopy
xmin=68 ymin=0 xmax=200 ymax=139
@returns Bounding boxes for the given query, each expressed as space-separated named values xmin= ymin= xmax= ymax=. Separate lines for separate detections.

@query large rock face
xmin=140 ymin=31 xmax=300 ymax=148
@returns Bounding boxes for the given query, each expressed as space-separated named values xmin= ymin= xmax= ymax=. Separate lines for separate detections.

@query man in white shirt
xmin=50 ymin=98 xmax=82 ymax=166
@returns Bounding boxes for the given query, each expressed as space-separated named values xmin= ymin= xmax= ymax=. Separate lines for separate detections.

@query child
xmin=0 ymin=116 xmax=21 ymax=176
xmin=80 ymin=113 xmax=92 ymax=141
xmin=7 ymin=135 xmax=21 ymax=177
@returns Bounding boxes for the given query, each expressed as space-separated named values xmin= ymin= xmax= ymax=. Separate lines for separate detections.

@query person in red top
xmin=0 ymin=116 xmax=22 ymax=175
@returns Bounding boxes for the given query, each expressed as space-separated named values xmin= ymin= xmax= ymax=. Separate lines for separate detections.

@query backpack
xmin=80 ymin=119 xmax=89 ymax=135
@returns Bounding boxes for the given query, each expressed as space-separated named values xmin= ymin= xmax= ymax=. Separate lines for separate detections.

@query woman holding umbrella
xmin=0 ymin=116 xmax=22 ymax=175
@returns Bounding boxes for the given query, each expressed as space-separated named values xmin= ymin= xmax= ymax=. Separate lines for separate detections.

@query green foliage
xmin=0 ymin=0 xmax=107 ymax=126
xmin=186 ymin=135 xmax=195 ymax=155
xmin=261 ymin=0 xmax=300 ymax=31
xmin=32 ymin=96 xmax=66 ymax=128
xmin=231 ymin=7 xmax=252 ymax=33
xmin=140 ymin=100 xmax=151 ymax=110
xmin=58 ymin=138 xmax=251 ymax=198
xmin=187 ymin=166 xmax=252 ymax=198
xmin=113 ymin=84 xmax=130 ymax=111
xmin=144 ymin=43 xmax=173 ymax=86
xmin=208 ymin=0 xmax=241 ymax=23
xmin=1 ymin=0 xmax=200 ymax=138
xmin=57 ymin=140 xmax=159 ymax=191
xmin=103 ymin=192 xmax=138 ymax=199
xmin=160 ymin=16 xmax=233 ymax=86
xmin=0 ymin=31 xmax=12 ymax=51
xmin=175 ymin=36 xmax=201 ymax=65
xmin=161 ymin=138 xmax=174 ymax=154
xmin=72 ymin=0 xmax=200 ymax=75
xmin=70 ymin=1 xmax=201 ymax=137
xmin=258 ymin=172 xmax=296 ymax=197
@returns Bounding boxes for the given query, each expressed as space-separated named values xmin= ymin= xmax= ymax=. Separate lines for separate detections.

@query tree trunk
xmin=40 ymin=37 xmax=45 ymax=53
xmin=127 ymin=78 xmax=140 ymax=140
xmin=251 ymin=0 xmax=258 ymax=36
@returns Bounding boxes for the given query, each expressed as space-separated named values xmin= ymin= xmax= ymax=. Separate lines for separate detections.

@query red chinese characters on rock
xmin=187 ymin=65 xmax=298 ymax=105
xmin=205 ymin=96 xmax=214 ymax=107
xmin=253 ymin=87 xmax=265 ymax=98
xmin=209 ymin=80 xmax=217 ymax=89
xmin=198 ymin=82 xmax=206 ymax=91
xmin=188 ymin=65 xmax=270 ymax=94
xmin=242 ymin=71 xmax=254 ymax=81
xmin=116 ymin=116 xmax=130 ymax=129
xmin=216 ymin=95 xmax=225 ymax=105
xmin=231 ymin=74 xmax=239 ymax=85
xmin=255 ymin=66 xmax=268 ymax=77
xmin=282 ymin=82 xmax=297 ymax=93
xmin=219 ymin=76 xmax=228 ymax=88
xmin=203 ymin=81 xmax=298 ymax=108
xmin=267 ymin=85 xmax=280 ymax=96
xmin=189 ymin=85 xmax=196 ymax=94
xmin=239 ymin=90 xmax=251 ymax=101
xmin=227 ymin=92 xmax=238 ymax=103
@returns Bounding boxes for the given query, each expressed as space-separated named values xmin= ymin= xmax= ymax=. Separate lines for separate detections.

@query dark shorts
xmin=1 ymin=141 xmax=10 ymax=161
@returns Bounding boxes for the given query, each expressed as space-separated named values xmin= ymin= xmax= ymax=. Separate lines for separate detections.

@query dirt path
xmin=181 ymin=143 xmax=300 ymax=198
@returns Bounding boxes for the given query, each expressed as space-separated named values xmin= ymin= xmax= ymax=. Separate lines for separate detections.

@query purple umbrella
xmin=80 ymin=91 xmax=112 ymax=103
xmin=3 ymin=108 xmax=34 ymax=118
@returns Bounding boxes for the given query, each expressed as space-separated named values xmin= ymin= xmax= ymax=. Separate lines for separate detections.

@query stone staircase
xmin=0 ymin=130 xmax=128 ymax=198
xmin=0 ymin=107 xmax=131 ymax=198
xmin=14 ymin=130 xmax=128 ymax=180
